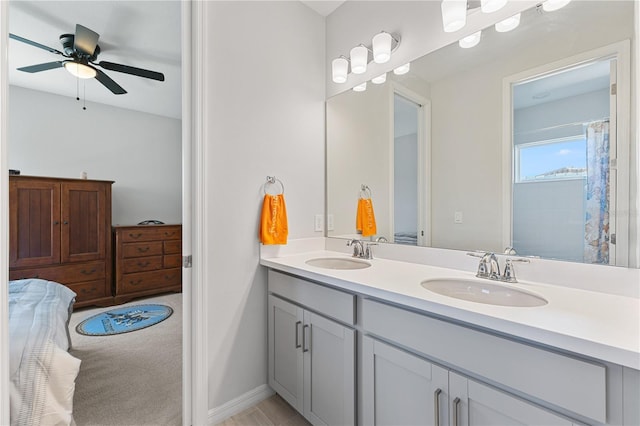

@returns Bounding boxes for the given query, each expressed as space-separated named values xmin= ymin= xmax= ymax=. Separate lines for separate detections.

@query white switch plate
xmin=454 ymin=211 xmax=463 ymax=224
xmin=314 ymin=214 xmax=324 ymax=232
xmin=327 ymin=214 xmax=334 ymax=231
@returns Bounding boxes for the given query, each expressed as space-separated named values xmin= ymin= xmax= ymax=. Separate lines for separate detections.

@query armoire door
xmin=60 ymin=181 xmax=107 ymax=263
xmin=9 ymin=179 xmax=61 ymax=268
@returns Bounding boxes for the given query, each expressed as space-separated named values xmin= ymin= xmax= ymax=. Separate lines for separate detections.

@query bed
xmin=8 ymin=279 xmax=81 ymax=426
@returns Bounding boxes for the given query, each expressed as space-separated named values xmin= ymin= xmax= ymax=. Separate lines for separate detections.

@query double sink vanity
xmin=261 ymin=238 xmax=640 ymax=426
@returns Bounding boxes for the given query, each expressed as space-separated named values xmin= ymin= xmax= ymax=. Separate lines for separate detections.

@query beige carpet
xmin=68 ymin=293 xmax=183 ymax=426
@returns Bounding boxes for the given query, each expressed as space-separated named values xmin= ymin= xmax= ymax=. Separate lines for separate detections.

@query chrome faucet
xmin=467 ymin=252 xmax=529 ymax=283
xmin=347 ymin=239 xmax=365 ymax=258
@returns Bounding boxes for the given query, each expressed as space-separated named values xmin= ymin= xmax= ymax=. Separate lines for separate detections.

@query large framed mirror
xmin=326 ymin=0 xmax=637 ymax=267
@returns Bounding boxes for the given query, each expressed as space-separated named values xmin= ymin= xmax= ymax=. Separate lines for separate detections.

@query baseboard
xmin=208 ymin=384 xmax=275 ymax=424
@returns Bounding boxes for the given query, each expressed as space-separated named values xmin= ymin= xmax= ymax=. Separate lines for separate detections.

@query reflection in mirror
xmin=326 ymin=0 xmax=637 ymax=267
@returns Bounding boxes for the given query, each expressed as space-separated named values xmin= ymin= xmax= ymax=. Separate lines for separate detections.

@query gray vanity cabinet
xmin=267 ymin=271 xmax=356 ymax=426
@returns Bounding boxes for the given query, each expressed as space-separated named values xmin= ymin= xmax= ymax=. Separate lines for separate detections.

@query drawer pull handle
xmin=137 ymin=247 xmax=150 ymax=253
xmin=81 ymin=268 xmax=97 ymax=275
xmin=129 ymin=279 xmax=143 ymax=286
xmin=452 ymin=397 xmax=461 ymax=426
xmin=434 ymin=388 xmax=442 ymax=426
xmin=81 ymin=287 xmax=96 ymax=294
xmin=295 ymin=321 xmax=302 ymax=349
xmin=164 ymin=274 xmax=176 ymax=281
xmin=302 ymin=324 xmax=310 ymax=353
xmin=129 ymin=233 xmax=143 ymax=239
xmin=137 ymin=261 xmax=150 ymax=267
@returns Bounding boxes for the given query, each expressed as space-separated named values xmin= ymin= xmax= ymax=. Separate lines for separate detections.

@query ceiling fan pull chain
xmin=83 ymin=83 xmax=87 ymax=111
xmin=76 ymin=75 xmax=80 ymax=101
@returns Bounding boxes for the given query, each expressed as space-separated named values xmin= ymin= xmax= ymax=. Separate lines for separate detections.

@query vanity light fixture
xmin=441 ymin=0 xmax=467 ymax=33
xmin=495 ymin=13 xmax=521 ymax=32
xmin=481 ymin=0 xmax=507 ymax=13
xmin=542 ymin=0 xmax=571 ymax=12
xmin=459 ymin=31 xmax=481 ymax=48
xmin=332 ymin=56 xmax=349 ymax=83
xmin=393 ymin=63 xmax=411 ymax=75
xmin=371 ymin=73 xmax=387 ymax=84
xmin=353 ymin=82 xmax=367 ymax=92
xmin=350 ymin=45 xmax=369 ymax=74
xmin=331 ymin=31 xmax=401 ymax=84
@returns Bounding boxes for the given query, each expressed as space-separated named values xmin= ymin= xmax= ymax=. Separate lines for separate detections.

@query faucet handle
xmin=364 ymin=242 xmax=377 ymax=259
xmin=502 ymin=258 xmax=530 ymax=283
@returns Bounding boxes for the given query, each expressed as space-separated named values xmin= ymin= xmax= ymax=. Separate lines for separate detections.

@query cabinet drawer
xmin=164 ymin=240 xmax=181 ymax=254
xmin=362 ymin=298 xmax=606 ymax=423
xmin=123 ymin=256 xmax=163 ymax=273
xmin=268 ymin=270 xmax=355 ymax=325
xmin=9 ymin=261 xmax=105 ymax=284
xmin=120 ymin=226 xmax=181 ymax=242
xmin=122 ymin=242 xmax=163 ymax=258
xmin=121 ymin=268 xmax=181 ymax=293
xmin=67 ymin=279 xmax=107 ymax=302
xmin=164 ymin=254 xmax=182 ymax=268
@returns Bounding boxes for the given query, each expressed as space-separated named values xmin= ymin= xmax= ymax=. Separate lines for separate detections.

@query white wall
xmin=203 ymin=1 xmax=325 ymax=411
xmin=8 ymin=85 xmax=182 ymax=225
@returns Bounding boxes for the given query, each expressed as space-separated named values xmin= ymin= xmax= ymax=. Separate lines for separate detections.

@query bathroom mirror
xmin=326 ymin=0 xmax=638 ymax=267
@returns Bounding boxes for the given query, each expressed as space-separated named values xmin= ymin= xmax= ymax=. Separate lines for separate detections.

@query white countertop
xmin=261 ymin=249 xmax=640 ymax=370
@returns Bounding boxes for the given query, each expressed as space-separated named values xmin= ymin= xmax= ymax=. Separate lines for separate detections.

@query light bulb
xmin=371 ymin=73 xmax=387 ymax=84
xmin=372 ymin=32 xmax=393 ymax=64
xmin=495 ymin=13 xmax=521 ymax=33
xmin=441 ymin=0 xmax=467 ymax=33
xmin=542 ymin=0 xmax=571 ymax=12
xmin=481 ymin=0 xmax=507 ymax=13
xmin=353 ymin=82 xmax=367 ymax=92
xmin=393 ymin=63 xmax=411 ymax=75
xmin=459 ymin=31 xmax=481 ymax=48
xmin=64 ymin=61 xmax=97 ymax=79
xmin=332 ymin=57 xmax=349 ymax=83
xmin=350 ymin=45 xmax=368 ymax=74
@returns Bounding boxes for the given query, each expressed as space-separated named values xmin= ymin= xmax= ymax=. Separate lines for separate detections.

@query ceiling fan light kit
xmin=10 ymin=24 xmax=165 ymax=96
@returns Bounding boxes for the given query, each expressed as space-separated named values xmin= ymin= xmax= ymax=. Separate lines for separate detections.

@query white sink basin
xmin=305 ymin=257 xmax=371 ymax=270
xmin=421 ymin=278 xmax=547 ymax=307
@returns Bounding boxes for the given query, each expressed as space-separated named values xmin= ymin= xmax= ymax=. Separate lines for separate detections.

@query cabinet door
xmin=9 ymin=180 xmax=61 ymax=268
xmin=362 ymin=336 xmax=449 ymax=426
xmin=303 ymin=311 xmax=355 ymax=426
xmin=268 ymin=295 xmax=304 ymax=412
xmin=449 ymin=372 xmax=576 ymax=426
xmin=61 ymin=182 xmax=107 ymax=263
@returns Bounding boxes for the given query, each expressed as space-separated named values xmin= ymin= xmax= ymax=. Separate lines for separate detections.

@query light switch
xmin=314 ymin=214 xmax=324 ymax=232
xmin=454 ymin=211 xmax=463 ymax=224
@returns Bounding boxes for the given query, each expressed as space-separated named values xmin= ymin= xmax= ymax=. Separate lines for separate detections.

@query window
xmin=515 ymin=137 xmax=587 ymax=182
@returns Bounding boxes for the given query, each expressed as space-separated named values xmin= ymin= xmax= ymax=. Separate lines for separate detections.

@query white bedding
xmin=8 ymin=279 xmax=81 ymax=426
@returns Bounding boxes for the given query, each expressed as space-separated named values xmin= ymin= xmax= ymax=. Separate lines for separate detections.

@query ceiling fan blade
xmin=17 ymin=61 xmax=64 ymax=73
xmin=74 ymin=24 xmax=99 ymax=56
xmin=9 ymin=33 xmax=64 ymax=56
xmin=97 ymin=61 xmax=165 ymax=82
xmin=94 ymin=69 xmax=127 ymax=95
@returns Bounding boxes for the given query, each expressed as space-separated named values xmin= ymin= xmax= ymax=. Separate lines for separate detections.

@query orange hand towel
xmin=356 ymin=198 xmax=377 ymax=237
xmin=259 ymin=194 xmax=288 ymax=245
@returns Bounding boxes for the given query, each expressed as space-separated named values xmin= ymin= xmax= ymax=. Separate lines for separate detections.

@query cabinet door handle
xmin=452 ymin=397 xmax=461 ymax=426
xmin=63 ymin=221 xmax=69 ymax=225
xmin=434 ymin=388 xmax=442 ymax=426
xmin=302 ymin=324 xmax=310 ymax=353
xmin=53 ymin=221 xmax=59 ymax=225
xmin=295 ymin=321 xmax=302 ymax=349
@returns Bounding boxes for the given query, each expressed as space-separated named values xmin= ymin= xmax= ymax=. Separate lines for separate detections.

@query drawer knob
xmin=129 ymin=233 xmax=143 ymax=239
xmin=81 ymin=268 xmax=97 ymax=275
xmin=137 ymin=247 xmax=150 ymax=253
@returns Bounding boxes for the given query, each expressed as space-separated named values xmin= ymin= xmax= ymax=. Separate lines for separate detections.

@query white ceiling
xmin=300 ymin=1 xmax=346 ymax=17
xmin=8 ymin=1 xmax=182 ymax=119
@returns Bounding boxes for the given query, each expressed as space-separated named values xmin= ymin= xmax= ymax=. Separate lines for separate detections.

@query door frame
xmin=0 ymin=1 xmax=208 ymax=424
xmin=501 ymin=40 xmax=631 ymax=266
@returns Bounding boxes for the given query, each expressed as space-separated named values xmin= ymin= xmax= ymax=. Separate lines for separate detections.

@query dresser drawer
xmin=67 ymin=279 xmax=107 ymax=302
xmin=120 ymin=226 xmax=181 ymax=242
xmin=164 ymin=254 xmax=182 ymax=268
xmin=9 ymin=261 xmax=105 ymax=284
xmin=122 ymin=242 xmax=163 ymax=258
xmin=121 ymin=268 xmax=181 ymax=293
xmin=164 ymin=240 xmax=181 ymax=254
xmin=123 ymin=256 xmax=163 ymax=273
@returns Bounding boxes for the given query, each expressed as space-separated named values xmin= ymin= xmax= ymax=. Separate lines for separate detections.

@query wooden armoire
xmin=9 ymin=175 xmax=114 ymax=308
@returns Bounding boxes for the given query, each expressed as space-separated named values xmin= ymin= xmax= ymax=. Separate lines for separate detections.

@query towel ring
xmin=264 ymin=176 xmax=285 ymax=195
xmin=359 ymin=184 xmax=371 ymax=199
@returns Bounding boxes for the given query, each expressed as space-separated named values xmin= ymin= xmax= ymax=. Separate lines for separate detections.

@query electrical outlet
xmin=454 ymin=211 xmax=463 ymax=224
xmin=314 ymin=214 xmax=324 ymax=232
xmin=327 ymin=214 xmax=334 ymax=231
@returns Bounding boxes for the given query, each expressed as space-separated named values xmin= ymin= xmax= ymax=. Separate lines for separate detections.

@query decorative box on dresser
xmin=113 ymin=224 xmax=182 ymax=304
xmin=9 ymin=175 xmax=114 ymax=308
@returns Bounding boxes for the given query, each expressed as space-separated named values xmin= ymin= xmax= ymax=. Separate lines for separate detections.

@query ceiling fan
xmin=9 ymin=24 xmax=165 ymax=95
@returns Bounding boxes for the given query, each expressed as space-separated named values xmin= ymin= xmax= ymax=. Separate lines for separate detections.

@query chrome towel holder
xmin=264 ymin=176 xmax=285 ymax=195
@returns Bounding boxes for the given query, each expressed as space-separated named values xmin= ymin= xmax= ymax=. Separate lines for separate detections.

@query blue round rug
xmin=76 ymin=304 xmax=173 ymax=336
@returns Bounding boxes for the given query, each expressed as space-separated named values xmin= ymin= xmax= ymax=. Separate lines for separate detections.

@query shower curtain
xmin=584 ymin=120 xmax=610 ymax=264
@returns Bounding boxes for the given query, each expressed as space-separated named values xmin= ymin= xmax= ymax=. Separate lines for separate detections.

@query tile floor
xmin=217 ymin=394 xmax=311 ymax=426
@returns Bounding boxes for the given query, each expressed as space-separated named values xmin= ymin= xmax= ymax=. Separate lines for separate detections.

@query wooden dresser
xmin=113 ymin=224 xmax=182 ymax=304
xmin=9 ymin=175 xmax=114 ymax=308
